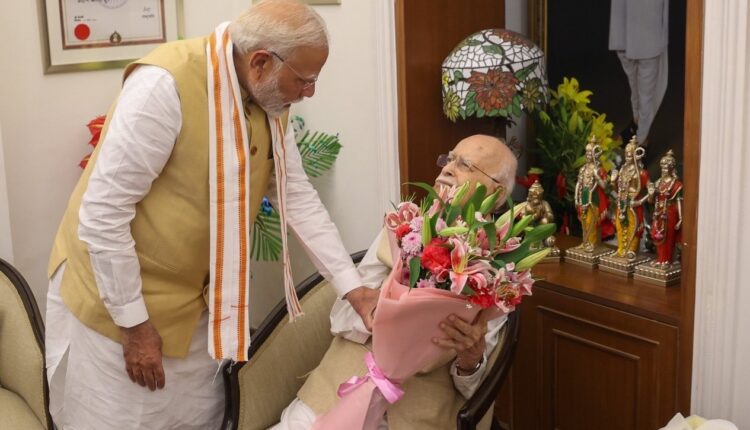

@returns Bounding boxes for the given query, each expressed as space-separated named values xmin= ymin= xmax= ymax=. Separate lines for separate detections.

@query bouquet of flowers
xmin=312 ymin=182 xmax=555 ymax=430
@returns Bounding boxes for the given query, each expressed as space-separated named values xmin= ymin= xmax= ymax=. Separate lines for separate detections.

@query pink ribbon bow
xmin=337 ymin=352 xmax=405 ymax=404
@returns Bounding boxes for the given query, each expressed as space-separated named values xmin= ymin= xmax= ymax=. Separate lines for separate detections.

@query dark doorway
xmin=546 ymin=0 xmax=686 ymax=176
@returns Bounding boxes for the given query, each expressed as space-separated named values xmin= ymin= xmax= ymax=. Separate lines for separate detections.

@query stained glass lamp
xmin=442 ymin=29 xmax=547 ymax=124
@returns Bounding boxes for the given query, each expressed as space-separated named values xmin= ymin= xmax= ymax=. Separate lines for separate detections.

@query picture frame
xmin=38 ymin=0 xmax=184 ymax=74
xmin=253 ymin=0 xmax=341 ymax=4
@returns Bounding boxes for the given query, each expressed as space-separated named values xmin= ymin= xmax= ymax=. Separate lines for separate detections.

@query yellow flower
xmin=443 ymin=90 xmax=461 ymax=122
xmin=442 ymin=71 xmax=451 ymax=88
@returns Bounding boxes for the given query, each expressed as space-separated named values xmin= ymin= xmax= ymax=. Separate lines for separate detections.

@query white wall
xmin=0 ymin=1 xmax=390 ymax=323
xmin=0 ymin=122 xmax=14 ymax=263
xmin=691 ymin=0 xmax=750 ymax=427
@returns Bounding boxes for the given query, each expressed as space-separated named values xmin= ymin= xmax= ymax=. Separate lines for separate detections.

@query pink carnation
xmin=401 ymin=232 xmax=423 ymax=256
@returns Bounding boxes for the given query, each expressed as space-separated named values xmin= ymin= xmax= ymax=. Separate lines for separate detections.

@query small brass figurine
xmin=635 ymin=150 xmax=683 ymax=285
xmin=599 ymin=138 xmax=652 ymax=276
xmin=566 ymin=136 xmax=614 ymax=268
xmin=522 ymin=180 xmax=560 ymax=261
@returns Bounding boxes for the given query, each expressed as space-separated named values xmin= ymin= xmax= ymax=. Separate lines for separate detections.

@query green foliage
xmin=250 ymin=116 xmax=340 ymax=261
xmin=297 ymin=130 xmax=342 ymax=178
xmin=530 ymin=77 xmax=621 ymax=234
xmin=250 ymin=210 xmax=282 ymax=262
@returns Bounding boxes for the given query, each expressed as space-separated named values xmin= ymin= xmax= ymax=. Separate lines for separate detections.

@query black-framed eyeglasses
xmin=269 ymin=51 xmax=317 ymax=90
xmin=437 ymin=153 xmax=502 ymax=185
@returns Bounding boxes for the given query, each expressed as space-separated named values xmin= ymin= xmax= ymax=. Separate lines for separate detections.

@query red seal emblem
xmin=74 ymin=24 xmax=90 ymax=41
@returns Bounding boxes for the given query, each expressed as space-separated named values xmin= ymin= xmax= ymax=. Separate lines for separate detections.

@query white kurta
xmin=609 ymin=0 xmax=670 ymax=144
xmin=271 ymin=231 xmax=507 ymax=430
xmin=47 ymin=64 xmax=364 ymax=429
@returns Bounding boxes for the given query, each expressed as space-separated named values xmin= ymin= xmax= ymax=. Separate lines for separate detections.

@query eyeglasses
xmin=269 ymin=51 xmax=317 ymax=90
xmin=437 ymin=153 xmax=502 ymax=185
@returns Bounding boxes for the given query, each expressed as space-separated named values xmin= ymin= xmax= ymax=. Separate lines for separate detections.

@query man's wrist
xmin=456 ymin=355 xmax=484 ymax=375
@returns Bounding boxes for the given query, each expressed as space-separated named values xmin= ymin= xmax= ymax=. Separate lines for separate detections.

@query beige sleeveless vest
xmin=297 ymin=231 xmax=467 ymax=429
xmin=48 ymin=36 xmax=287 ymax=358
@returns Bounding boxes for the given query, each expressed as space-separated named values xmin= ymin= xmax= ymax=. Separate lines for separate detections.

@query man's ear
xmin=247 ymin=50 xmax=273 ymax=78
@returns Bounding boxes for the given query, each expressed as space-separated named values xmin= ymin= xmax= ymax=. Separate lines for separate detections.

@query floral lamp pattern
xmin=442 ymin=29 xmax=547 ymax=123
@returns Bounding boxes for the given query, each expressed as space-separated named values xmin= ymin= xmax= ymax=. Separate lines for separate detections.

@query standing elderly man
xmin=272 ymin=135 xmax=518 ymax=430
xmin=45 ymin=1 xmax=375 ymax=428
xmin=609 ymin=0 xmax=670 ymax=147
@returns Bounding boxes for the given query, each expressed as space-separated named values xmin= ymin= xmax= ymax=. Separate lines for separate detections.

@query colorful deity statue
xmin=573 ymin=136 xmax=609 ymax=252
xmin=609 ymin=137 xmax=650 ymax=259
xmin=648 ymin=150 xmax=683 ymax=266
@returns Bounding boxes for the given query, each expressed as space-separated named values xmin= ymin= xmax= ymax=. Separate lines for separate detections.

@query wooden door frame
xmin=679 ymin=0 xmax=704 ymax=413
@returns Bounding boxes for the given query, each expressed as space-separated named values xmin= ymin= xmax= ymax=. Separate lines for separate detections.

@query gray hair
xmin=229 ymin=0 xmax=329 ymax=57
xmin=486 ymin=136 xmax=517 ymax=200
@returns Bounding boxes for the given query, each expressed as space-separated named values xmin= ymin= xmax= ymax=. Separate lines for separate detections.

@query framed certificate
xmin=39 ymin=0 xmax=184 ymax=73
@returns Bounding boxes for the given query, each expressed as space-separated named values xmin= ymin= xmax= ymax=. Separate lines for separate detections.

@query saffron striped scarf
xmin=206 ymin=22 xmax=302 ymax=361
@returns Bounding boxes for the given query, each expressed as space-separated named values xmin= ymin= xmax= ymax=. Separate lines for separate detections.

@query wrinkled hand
xmin=345 ymin=286 xmax=380 ymax=331
xmin=433 ymin=310 xmax=490 ymax=374
xmin=120 ymin=320 xmax=165 ymax=391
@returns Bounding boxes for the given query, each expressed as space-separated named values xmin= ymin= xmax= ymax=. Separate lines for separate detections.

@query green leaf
xmin=430 ymin=212 xmax=439 ymax=236
xmin=471 ymin=184 xmax=487 ymax=210
xmin=476 ymin=107 xmax=486 ymax=118
xmin=485 ymin=222 xmax=497 ymax=252
xmin=422 ymin=215 xmax=433 ymax=245
xmin=482 ymin=44 xmax=505 ymax=56
xmin=405 ymin=182 xmax=442 ymax=204
xmin=528 ymin=167 xmax=544 ymax=174
xmin=511 ymin=100 xmax=522 ymax=117
xmin=523 ymin=223 xmax=557 ymax=245
xmin=479 ymin=188 xmax=501 ymax=214
xmin=467 ymin=39 xmax=482 ymax=46
xmin=250 ymin=211 xmax=283 ymax=261
xmin=494 ymin=242 xmax=533 ymax=265
xmin=446 ymin=205 xmax=462 ymax=225
xmin=510 ymin=215 xmax=534 ymax=237
xmin=451 ymin=182 xmax=470 ymax=207
xmin=453 ymin=70 xmax=464 ymax=82
xmin=514 ymin=63 xmax=538 ymax=81
xmin=438 ymin=226 xmax=469 ymax=237
xmin=409 ymin=257 xmax=422 ymax=289
xmin=465 ymin=101 xmax=477 ymax=117
xmin=501 ymin=196 xmax=516 ymax=241
xmin=490 ymin=259 xmax=506 ymax=269
xmin=463 ymin=202 xmax=476 ymax=228
xmin=515 ymin=248 xmax=551 ymax=271
xmin=297 ymin=130 xmax=342 ymax=178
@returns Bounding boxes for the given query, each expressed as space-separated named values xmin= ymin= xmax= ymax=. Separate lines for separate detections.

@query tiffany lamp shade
xmin=441 ymin=29 xmax=547 ymax=125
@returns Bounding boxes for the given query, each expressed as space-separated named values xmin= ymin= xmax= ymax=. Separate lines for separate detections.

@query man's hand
xmin=345 ymin=286 xmax=379 ymax=331
xmin=432 ymin=311 xmax=490 ymax=375
xmin=120 ymin=320 xmax=165 ymax=391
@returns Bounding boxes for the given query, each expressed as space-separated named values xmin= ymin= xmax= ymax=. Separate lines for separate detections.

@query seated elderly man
xmin=272 ymin=134 xmax=518 ymax=430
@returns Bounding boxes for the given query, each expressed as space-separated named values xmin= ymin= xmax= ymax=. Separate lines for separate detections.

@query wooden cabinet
xmin=495 ymin=237 xmax=683 ymax=429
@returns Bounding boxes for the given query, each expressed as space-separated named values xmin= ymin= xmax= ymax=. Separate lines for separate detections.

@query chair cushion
xmin=0 ymin=387 xmax=46 ymax=430
xmin=237 ymin=281 xmax=336 ymax=430
xmin=0 ymin=271 xmax=47 ymax=427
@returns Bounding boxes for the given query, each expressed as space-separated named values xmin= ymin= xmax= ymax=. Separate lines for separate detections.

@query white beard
xmin=249 ymin=77 xmax=287 ymax=118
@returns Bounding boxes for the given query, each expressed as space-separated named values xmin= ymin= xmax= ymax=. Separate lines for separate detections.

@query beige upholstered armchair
xmin=0 ymin=259 xmax=52 ymax=429
xmin=222 ymin=251 xmax=520 ymax=430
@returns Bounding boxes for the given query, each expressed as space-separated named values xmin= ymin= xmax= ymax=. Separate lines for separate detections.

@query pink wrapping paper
xmin=311 ymin=259 xmax=503 ymax=430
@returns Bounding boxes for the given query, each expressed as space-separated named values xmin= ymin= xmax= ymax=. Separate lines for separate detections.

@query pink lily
xmin=448 ymin=238 xmax=491 ymax=294
xmin=436 ymin=184 xmax=459 ymax=203
xmin=427 ymin=198 xmax=443 ymax=218
xmin=514 ymin=269 xmax=535 ymax=296
xmin=496 ymin=237 xmax=522 ymax=253
xmin=385 ymin=202 xmax=420 ymax=230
